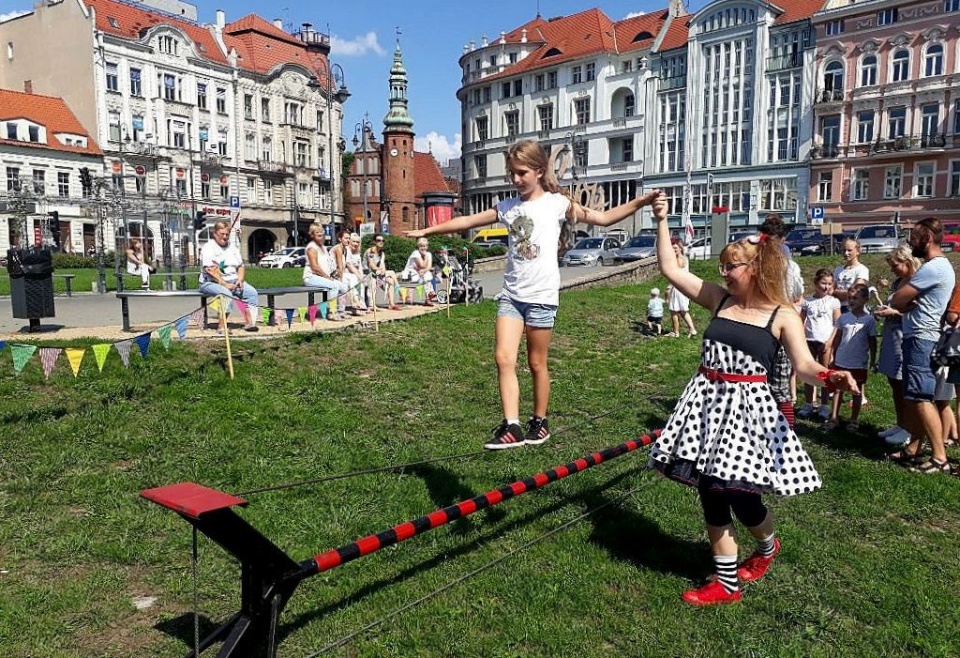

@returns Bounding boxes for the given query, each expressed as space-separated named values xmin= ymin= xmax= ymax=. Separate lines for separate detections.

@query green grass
xmin=1 ymin=256 xmax=959 ymax=657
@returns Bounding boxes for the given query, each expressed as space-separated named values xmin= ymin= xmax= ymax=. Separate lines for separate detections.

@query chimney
xmin=499 ymin=31 xmax=506 ymax=45
xmin=215 ymin=9 xmax=225 ymax=29
xmin=23 ymin=79 xmax=32 ymax=94
xmin=481 ymin=35 xmax=488 ymax=47
xmin=273 ymin=18 xmax=283 ymax=30
xmin=521 ymin=29 xmax=527 ymax=43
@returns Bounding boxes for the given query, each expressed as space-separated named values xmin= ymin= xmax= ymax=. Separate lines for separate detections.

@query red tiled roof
xmin=82 ymin=0 xmax=227 ymax=65
xmin=656 ymin=14 xmax=690 ymax=52
xmin=772 ymin=0 xmax=827 ymax=25
xmin=613 ymin=11 xmax=670 ymax=53
xmin=0 ymin=89 xmax=102 ymax=156
xmin=413 ymin=152 xmax=455 ymax=199
xmin=223 ymin=15 xmax=330 ymax=84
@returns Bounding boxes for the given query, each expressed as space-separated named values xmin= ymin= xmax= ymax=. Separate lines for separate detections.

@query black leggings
xmin=698 ymin=479 xmax=769 ymax=528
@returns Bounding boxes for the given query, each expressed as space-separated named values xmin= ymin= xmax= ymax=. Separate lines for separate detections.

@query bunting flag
xmin=298 ymin=306 xmax=307 ymax=324
xmin=431 ymin=279 xmax=438 ymax=293
xmin=207 ymin=296 xmax=222 ymax=313
xmin=318 ymin=302 xmax=328 ymax=319
xmin=308 ymin=304 xmax=318 ymax=325
xmin=157 ymin=325 xmax=173 ymax=349
xmin=134 ymin=333 xmax=151 ymax=358
xmin=115 ymin=340 xmax=132 ymax=368
xmin=175 ymin=317 xmax=189 ymax=339
xmin=39 ymin=347 xmax=62 ymax=380
xmin=330 ymin=298 xmax=338 ymax=315
xmin=0 ymin=340 xmax=6 ymax=353
xmin=261 ymin=307 xmax=271 ymax=325
xmin=233 ymin=299 xmax=247 ymax=319
xmin=285 ymin=308 xmax=295 ymax=328
xmin=65 ymin=348 xmax=85 ymax=377
xmin=11 ymin=344 xmax=37 ymax=374
xmin=394 ymin=284 xmax=401 ymax=298
xmin=189 ymin=308 xmax=205 ymax=327
xmin=399 ymin=287 xmax=408 ymax=303
xmin=92 ymin=344 xmax=111 ymax=372
xmin=416 ymin=284 xmax=425 ymax=300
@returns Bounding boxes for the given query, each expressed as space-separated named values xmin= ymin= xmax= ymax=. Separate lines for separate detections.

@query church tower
xmin=381 ymin=38 xmax=416 ymax=233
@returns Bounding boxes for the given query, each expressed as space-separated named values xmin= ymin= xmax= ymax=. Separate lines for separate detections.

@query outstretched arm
xmin=576 ymin=189 xmax=662 ymax=227
xmin=652 ymin=198 xmax=724 ymax=312
xmin=406 ymin=209 xmax=498 ymax=238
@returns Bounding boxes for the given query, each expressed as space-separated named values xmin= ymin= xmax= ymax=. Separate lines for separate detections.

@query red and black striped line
xmin=303 ymin=431 xmax=660 ymax=575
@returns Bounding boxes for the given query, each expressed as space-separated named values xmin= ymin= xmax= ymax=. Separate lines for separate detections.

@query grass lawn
xmin=1 ymin=254 xmax=959 ymax=657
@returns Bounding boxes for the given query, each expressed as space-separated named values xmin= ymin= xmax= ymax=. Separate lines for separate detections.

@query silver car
xmin=561 ymin=237 xmax=621 ymax=266
xmin=613 ymin=234 xmax=657 ymax=263
xmin=855 ymin=225 xmax=902 ymax=254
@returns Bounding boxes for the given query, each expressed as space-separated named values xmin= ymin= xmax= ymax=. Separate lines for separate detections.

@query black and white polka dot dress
xmin=649 ymin=300 xmax=822 ymax=497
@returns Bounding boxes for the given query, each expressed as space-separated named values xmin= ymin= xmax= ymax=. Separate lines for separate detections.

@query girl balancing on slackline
xmin=646 ymin=194 xmax=858 ymax=606
xmin=406 ymin=138 xmax=661 ymax=450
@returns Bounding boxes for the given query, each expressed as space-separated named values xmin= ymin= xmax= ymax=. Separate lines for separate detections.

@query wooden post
xmin=218 ymin=295 xmax=235 ymax=380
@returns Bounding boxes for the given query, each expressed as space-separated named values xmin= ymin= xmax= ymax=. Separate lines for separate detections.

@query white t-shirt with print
xmin=498 ymin=192 xmax=570 ymax=305
xmin=199 ymin=240 xmax=243 ymax=284
xmin=833 ymin=311 xmax=876 ymax=369
xmin=833 ymin=263 xmax=870 ymax=296
xmin=801 ymin=294 xmax=841 ymax=343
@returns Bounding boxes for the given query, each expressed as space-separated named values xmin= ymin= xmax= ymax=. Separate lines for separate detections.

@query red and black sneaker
xmin=737 ymin=538 xmax=781 ymax=583
xmin=681 ymin=580 xmax=742 ymax=607
xmin=524 ymin=416 xmax=551 ymax=446
xmin=484 ymin=420 xmax=525 ymax=450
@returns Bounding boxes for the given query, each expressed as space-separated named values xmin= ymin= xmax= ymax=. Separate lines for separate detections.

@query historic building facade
xmin=810 ymin=0 xmax=960 ymax=227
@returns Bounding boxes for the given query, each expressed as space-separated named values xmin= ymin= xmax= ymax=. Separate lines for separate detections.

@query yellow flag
xmin=92 ymin=344 xmax=111 ymax=372
xmin=330 ymin=298 xmax=338 ymax=314
xmin=65 ymin=348 xmax=85 ymax=377
xmin=208 ymin=296 xmax=222 ymax=313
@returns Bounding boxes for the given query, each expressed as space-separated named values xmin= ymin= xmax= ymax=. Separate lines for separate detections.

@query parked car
xmin=687 ymin=236 xmax=712 ymax=260
xmin=786 ymin=227 xmax=826 ymax=255
xmin=728 ymin=230 xmax=755 ymax=243
xmin=602 ymin=228 xmax=630 ymax=243
xmin=855 ymin=224 xmax=902 ymax=254
xmin=561 ymin=236 xmax=621 ymax=266
xmin=614 ymin=234 xmax=657 ymax=263
xmin=258 ymin=247 xmax=306 ymax=268
xmin=472 ymin=240 xmax=508 ymax=251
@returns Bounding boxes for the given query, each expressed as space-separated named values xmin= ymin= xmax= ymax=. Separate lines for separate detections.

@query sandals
xmin=846 ymin=421 xmax=860 ymax=432
xmin=908 ymin=458 xmax=953 ymax=475
xmin=887 ymin=449 xmax=922 ymax=466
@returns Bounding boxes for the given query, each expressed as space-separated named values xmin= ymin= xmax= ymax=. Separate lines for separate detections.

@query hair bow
xmin=747 ymin=233 xmax=770 ymax=245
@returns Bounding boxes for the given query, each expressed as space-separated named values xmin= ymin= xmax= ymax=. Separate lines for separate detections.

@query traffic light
xmin=78 ymin=167 xmax=92 ymax=194
xmin=193 ymin=211 xmax=206 ymax=231
xmin=48 ymin=211 xmax=60 ymax=248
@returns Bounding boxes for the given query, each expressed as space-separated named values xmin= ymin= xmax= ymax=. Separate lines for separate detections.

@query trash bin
xmin=7 ymin=247 xmax=55 ymax=332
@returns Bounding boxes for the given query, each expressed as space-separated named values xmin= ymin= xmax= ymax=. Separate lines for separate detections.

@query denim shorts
xmin=497 ymin=296 xmax=558 ymax=328
xmin=901 ymin=335 xmax=937 ymax=401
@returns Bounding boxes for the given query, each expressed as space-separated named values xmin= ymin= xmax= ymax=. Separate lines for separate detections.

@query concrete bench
xmin=115 ymin=286 xmax=329 ymax=332
xmin=54 ymin=273 xmax=77 ymax=297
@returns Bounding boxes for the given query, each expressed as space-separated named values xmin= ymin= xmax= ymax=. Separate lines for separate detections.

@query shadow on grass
xmin=582 ymin=486 xmax=711 ymax=581
xmin=407 ymin=463 xmax=507 ymax=535
xmin=794 ymin=418 xmax=891 ymax=461
xmin=153 ymin=612 xmax=222 ymax=656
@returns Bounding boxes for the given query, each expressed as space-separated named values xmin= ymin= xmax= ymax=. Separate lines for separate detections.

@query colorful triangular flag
xmin=92 ymin=344 xmax=111 ymax=372
xmin=134 ymin=333 xmax=151 ymax=358
xmin=158 ymin=325 xmax=173 ymax=350
xmin=65 ymin=347 xmax=85 ymax=377
xmin=261 ymin=307 xmax=271 ymax=325
xmin=189 ymin=308 xmax=205 ymax=327
xmin=115 ymin=340 xmax=132 ymax=367
xmin=11 ymin=344 xmax=37 ymax=374
xmin=319 ymin=302 xmax=328 ymax=319
xmin=285 ymin=308 xmax=295 ymax=328
xmin=308 ymin=304 xmax=318 ymax=326
xmin=39 ymin=347 xmax=62 ymax=380
xmin=175 ymin=317 xmax=189 ymax=339
xmin=298 ymin=306 xmax=307 ymax=324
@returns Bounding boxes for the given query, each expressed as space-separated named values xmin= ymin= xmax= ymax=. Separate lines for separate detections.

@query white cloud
xmin=624 ymin=11 xmax=646 ymax=18
xmin=331 ymin=32 xmax=385 ymax=57
xmin=0 ymin=10 xmax=29 ymax=23
xmin=415 ymin=132 xmax=461 ymax=166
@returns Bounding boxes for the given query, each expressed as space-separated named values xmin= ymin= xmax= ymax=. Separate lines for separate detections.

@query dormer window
xmin=633 ymin=31 xmax=654 ymax=42
xmin=158 ymin=35 xmax=178 ymax=56
xmin=543 ymin=47 xmax=562 ymax=58
xmin=28 ymin=126 xmax=39 ymax=142
xmin=6 ymin=123 xmax=17 ymax=140
xmin=108 ymin=17 xmax=120 ymax=29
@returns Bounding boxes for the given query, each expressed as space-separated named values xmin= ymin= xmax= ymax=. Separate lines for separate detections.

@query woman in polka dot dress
xmin=647 ymin=196 xmax=859 ymax=607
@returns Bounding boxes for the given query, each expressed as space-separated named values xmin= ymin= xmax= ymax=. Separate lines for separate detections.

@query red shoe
xmin=424 ymin=301 xmax=434 ymax=307
xmin=389 ymin=305 xmax=402 ymax=311
xmin=682 ymin=580 xmax=742 ymax=607
xmin=737 ymin=538 xmax=780 ymax=583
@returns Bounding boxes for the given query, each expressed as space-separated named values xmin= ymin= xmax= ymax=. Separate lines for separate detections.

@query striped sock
xmin=778 ymin=401 xmax=795 ymax=429
xmin=714 ymin=554 xmax=739 ymax=593
xmin=757 ymin=533 xmax=777 ymax=558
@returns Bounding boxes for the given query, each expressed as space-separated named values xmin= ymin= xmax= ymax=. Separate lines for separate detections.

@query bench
xmin=54 ymin=274 xmax=77 ymax=297
xmin=115 ymin=286 xmax=329 ymax=332
xmin=115 ymin=270 xmax=203 ymax=292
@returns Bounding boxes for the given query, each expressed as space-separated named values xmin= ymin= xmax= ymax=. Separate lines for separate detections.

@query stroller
xmin=435 ymin=247 xmax=483 ymax=305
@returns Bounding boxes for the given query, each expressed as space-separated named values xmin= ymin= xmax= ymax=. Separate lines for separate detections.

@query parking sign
xmin=811 ymin=206 xmax=824 ymax=225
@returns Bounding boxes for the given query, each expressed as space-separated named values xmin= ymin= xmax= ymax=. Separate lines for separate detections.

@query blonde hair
xmin=308 ymin=223 xmax=324 ymax=238
xmin=720 ymin=237 xmax=790 ymax=306
xmin=886 ymin=244 xmax=922 ymax=277
xmin=505 ymin=139 xmax=560 ymax=193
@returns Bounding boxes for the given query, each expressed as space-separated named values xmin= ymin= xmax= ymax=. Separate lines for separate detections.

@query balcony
xmin=257 ymin=160 xmax=289 ymax=175
xmin=612 ymin=117 xmax=626 ymax=128
xmin=814 ymin=88 xmax=844 ymax=104
xmin=811 ymin=144 xmax=840 ymax=159
xmin=871 ymin=134 xmax=946 ymax=154
xmin=658 ymin=75 xmax=686 ymax=92
xmin=766 ymin=52 xmax=803 ymax=72
xmin=193 ymin=151 xmax=223 ymax=167
xmin=537 ymin=130 xmax=551 ymax=140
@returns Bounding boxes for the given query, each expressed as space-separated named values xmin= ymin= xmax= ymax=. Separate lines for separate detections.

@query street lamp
xmin=309 ymin=62 xmax=350 ymax=235
xmin=352 ymin=115 xmax=374 ymax=230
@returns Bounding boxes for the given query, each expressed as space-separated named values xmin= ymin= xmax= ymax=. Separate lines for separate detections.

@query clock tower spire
xmin=381 ymin=34 xmax=416 ymax=233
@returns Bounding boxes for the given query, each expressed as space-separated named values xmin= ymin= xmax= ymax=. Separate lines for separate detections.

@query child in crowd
xmin=406 ymin=139 xmax=661 ymax=449
xmin=826 ymin=284 xmax=876 ymax=431
xmin=647 ymin=287 xmax=664 ymax=335
xmin=798 ymin=269 xmax=841 ymax=420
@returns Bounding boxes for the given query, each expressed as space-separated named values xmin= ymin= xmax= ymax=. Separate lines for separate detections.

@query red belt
xmin=698 ymin=365 xmax=767 ymax=383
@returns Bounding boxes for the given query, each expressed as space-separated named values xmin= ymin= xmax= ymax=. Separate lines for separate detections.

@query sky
xmin=0 ymin=0 xmax=709 ymax=166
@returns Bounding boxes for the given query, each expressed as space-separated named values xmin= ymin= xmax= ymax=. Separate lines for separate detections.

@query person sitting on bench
xmin=400 ymin=237 xmax=436 ymax=306
xmin=199 ymin=221 xmax=260 ymax=333
xmin=126 ymin=239 xmax=155 ymax=290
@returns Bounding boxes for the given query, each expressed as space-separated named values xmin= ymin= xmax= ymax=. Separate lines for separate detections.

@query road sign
xmin=134 ymin=165 xmax=146 ymax=177
xmin=229 ymin=196 xmax=241 ymax=208
xmin=811 ymin=206 xmax=824 ymax=225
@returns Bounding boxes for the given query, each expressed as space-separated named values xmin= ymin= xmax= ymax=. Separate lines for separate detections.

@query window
xmin=621 ymin=59 xmax=633 ymax=74
xmin=216 ymin=87 xmax=226 ymax=113
xmin=500 ymin=82 xmax=511 ymax=99
xmin=925 ymin=44 xmax=944 ymax=77
xmin=475 ymin=154 xmax=487 ymax=178
xmin=574 ymin=98 xmax=591 ymax=125
xmin=571 ymin=65 xmax=582 ymax=84
xmin=513 ymin=79 xmax=522 ymax=97
xmin=28 ymin=125 xmax=39 ymax=142
xmin=818 ymin=171 xmax=833 ymax=201
xmin=624 ymin=93 xmax=635 ymax=117
xmin=860 ymin=55 xmax=877 ymax=86
xmin=246 ymin=177 xmax=257 ymax=204
xmin=851 ymin=169 xmax=869 ymax=200
xmin=108 ymin=110 xmax=121 ymax=142
xmin=888 ymin=107 xmax=906 ymax=138
xmin=483 ymin=86 xmax=492 ymax=102
xmin=261 ymin=98 xmax=271 ymax=122
xmin=131 ymin=115 xmax=144 ymax=142
xmin=218 ymin=129 xmax=228 ymax=156
xmin=129 ymin=68 xmax=141 ymax=96
xmin=504 ymin=110 xmax=520 ymax=138
xmin=6 ymin=166 xmax=20 ymax=191
xmin=262 ymin=137 xmax=272 ymax=161
xmin=264 ymin=179 xmax=273 ymax=204
xmin=857 ymin=110 xmax=875 ymax=143
xmin=955 ymin=99 xmax=960 ymax=134
xmin=475 ymin=116 xmax=488 ymax=141
xmin=538 ymin=104 xmax=553 ymax=131
xmin=220 ymin=179 xmax=229 ymax=201
xmin=892 ymin=48 xmax=910 ymax=82
xmin=921 ymin=103 xmax=939 ymax=137
xmin=197 ymin=83 xmax=207 ymax=109
xmin=947 ymin=0 xmax=960 ymax=11
xmin=534 ymin=74 xmax=544 ymax=92
xmin=621 ymin=137 xmax=633 ymax=162
xmin=106 ymin=62 xmax=118 ymax=92
xmin=821 ymin=115 xmax=840 ymax=147
xmin=951 ymin=161 xmax=960 ymax=196
xmin=884 ymin=165 xmax=902 ymax=199
xmin=6 ymin=123 xmax=15 ymax=140
xmin=158 ymin=35 xmax=178 ymax=55
xmin=57 ymin=172 xmax=69 ymax=198
xmin=32 ymin=169 xmax=44 ymax=195
xmin=824 ymin=60 xmax=844 ymax=92
xmin=916 ymin=163 xmax=935 ymax=197
xmin=170 ymin=120 xmax=186 ymax=148
xmin=508 ymin=52 xmax=518 ymax=64
xmin=245 ymin=134 xmax=256 ymax=160
xmin=546 ymin=71 xmax=557 ymax=89
xmin=201 ymin=177 xmax=210 ymax=199
xmin=163 ymin=73 xmax=177 ymax=101
xmin=585 ymin=63 xmax=596 ymax=81
xmin=877 ymin=8 xmax=898 ymax=25
xmin=284 ymin=102 xmax=302 ymax=125
xmin=825 ymin=20 xmax=844 ymax=36
xmin=244 ymin=94 xmax=253 ymax=120
xmin=295 ymin=141 xmax=310 ymax=168
xmin=198 ymin=126 xmax=209 ymax=153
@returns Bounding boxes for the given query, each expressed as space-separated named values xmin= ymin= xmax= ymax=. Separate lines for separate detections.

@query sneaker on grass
xmin=484 ymin=421 xmax=525 ymax=450
xmin=796 ymin=403 xmax=815 ymax=418
xmin=524 ymin=416 xmax=551 ymax=445
xmin=818 ymin=405 xmax=831 ymax=420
